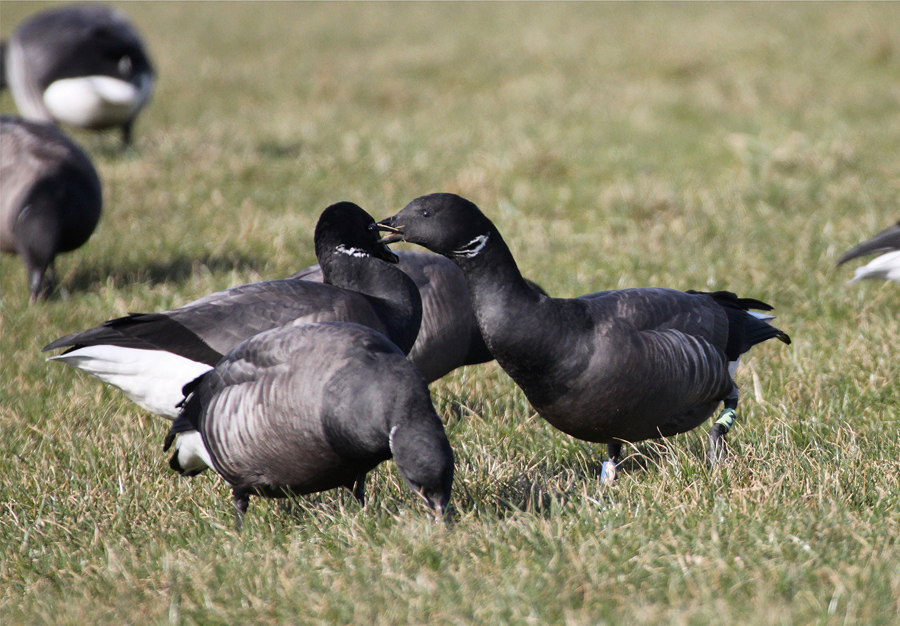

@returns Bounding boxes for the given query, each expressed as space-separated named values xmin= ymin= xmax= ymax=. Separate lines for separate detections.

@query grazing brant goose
xmin=378 ymin=193 xmax=791 ymax=481
xmin=0 ymin=115 xmax=102 ymax=302
xmin=2 ymin=4 xmax=155 ymax=146
xmin=837 ymin=220 xmax=900 ymax=283
xmin=164 ymin=321 xmax=454 ymax=529
xmin=290 ymin=250 xmax=546 ymax=382
xmin=44 ymin=202 xmax=422 ymax=421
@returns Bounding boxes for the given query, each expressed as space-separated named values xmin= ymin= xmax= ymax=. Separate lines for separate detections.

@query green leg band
xmin=715 ymin=408 xmax=737 ymax=433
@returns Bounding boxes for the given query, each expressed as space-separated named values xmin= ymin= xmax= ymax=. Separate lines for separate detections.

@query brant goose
xmin=837 ymin=220 xmax=900 ymax=283
xmin=378 ymin=193 xmax=791 ymax=481
xmin=0 ymin=115 xmax=102 ymax=301
xmin=44 ymin=202 xmax=422 ymax=420
xmin=2 ymin=4 xmax=155 ymax=146
xmin=290 ymin=250 xmax=546 ymax=382
xmin=164 ymin=321 xmax=454 ymax=529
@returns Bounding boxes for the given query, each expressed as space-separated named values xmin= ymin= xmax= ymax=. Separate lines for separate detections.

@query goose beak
xmin=367 ymin=223 xmax=400 ymax=263
xmin=375 ymin=219 xmax=405 ymax=244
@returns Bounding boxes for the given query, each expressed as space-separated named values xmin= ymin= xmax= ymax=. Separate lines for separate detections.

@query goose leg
xmin=350 ymin=473 xmax=366 ymax=507
xmin=601 ymin=443 xmax=621 ymax=485
xmin=232 ymin=488 xmax=250 ymax=531
xmin=121 ymin=120 xmax=134 ymax=147
xmin=709 ymin=388 xmax=739 ymax=467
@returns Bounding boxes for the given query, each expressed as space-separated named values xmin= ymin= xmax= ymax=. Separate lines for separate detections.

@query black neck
xmin=322 ymin=254 xmax=423 ymax=354
xmin=449 ymin=226 xmax=543 ymax=349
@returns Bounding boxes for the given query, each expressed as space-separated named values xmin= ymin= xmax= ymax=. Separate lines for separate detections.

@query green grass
xmin=2 ymin=2 xmax=900 ymax=624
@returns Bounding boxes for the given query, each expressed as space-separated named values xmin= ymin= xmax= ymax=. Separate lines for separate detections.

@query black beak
xmin=367 ymin=222 xmax=400 ymax=263
xmin=375 ymin=218 xmax=405 ymax=244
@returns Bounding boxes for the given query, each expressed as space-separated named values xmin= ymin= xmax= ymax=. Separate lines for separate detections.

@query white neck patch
xmin=336 ymin=244 xmax=369 ymax=258
xmin=453 ymin=233 xmax=489 ymax=258
xmin=388 ymin=425 xmax=400 ymax=455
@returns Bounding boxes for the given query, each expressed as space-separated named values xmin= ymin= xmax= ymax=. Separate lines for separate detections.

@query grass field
xmin=2 ymin=2 xmax=899 ymax=624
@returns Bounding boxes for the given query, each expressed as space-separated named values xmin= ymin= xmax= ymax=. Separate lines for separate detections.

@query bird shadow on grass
xmin=63 ymin=251 xmax=268 ymax=296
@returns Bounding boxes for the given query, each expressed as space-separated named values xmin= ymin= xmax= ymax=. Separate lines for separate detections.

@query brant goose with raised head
xmin=44 ymin=202 xmax=422 ymax=420
xmin=0 ymin=115 xmax=102 ymax=301
xmin=164 ymin=321 xmax=454 ymax=529
xmin=290 ymin=250 xmax=547 ymax=382
xmin=837 ymin=220 xmax=900 ymax=283
xmin=378 ymin=193 xmax=791 ymax=481
xmin=2 ymin=4 xmax=155 ymax=146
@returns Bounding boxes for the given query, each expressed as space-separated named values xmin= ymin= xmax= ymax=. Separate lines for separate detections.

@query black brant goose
xmin=0 ymin=115 xmax=102 ymax=302
xmin=2 ymin=4 xmax=155 ymax=146
xmin=837 ymin=220 xmax=900 ymax=283
xmin=378 ymin=193 xmax=791 ymax=481
xmin=290 ymin=250 xmax=547 ymax=382
xmin=164 ymin=321 xmax=454 ymax=529
xmin=44 ymin=202 xmax=422 ymax=420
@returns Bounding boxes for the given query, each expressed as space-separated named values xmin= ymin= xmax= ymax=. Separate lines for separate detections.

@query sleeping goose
xmin=0 ymin=115 xmax=102 ymax=301
xmin=290 ymin=251 xmax=547 ymax=382
xmin=164 ymin=321 xmax=454 ymax=529
xmin=378 ymin=193 xmax=791 ymax=482
xmin=2 ymin=4 xmax=155 ymax=146
xmin=43 ymin=202 xmax=422 ymax=421
xmin=836 ymin=220 xmax=900 ymax=283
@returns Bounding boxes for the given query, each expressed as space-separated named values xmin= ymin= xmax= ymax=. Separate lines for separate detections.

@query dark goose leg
xmin=601 ymin=443 xmax=622 ymax=485
xmin=232 ymin=488 xmax=251 ymax=531
xmin=708 ymin=386 xmax=739 ymax=466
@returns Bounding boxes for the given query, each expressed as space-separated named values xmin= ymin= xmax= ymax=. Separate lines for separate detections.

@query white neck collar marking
xmin=336 ymin=244 xmax=369 ymax=258
xmin=454 ymin=233 xmax=489 ymax=258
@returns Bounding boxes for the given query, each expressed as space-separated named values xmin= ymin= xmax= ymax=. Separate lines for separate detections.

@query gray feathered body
xmin=174 ymin=322 xmax=451 ymax=500
xmin=0 ymin=115 xmax=101 ymax=298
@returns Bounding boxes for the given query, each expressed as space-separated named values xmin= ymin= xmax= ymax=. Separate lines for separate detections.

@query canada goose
xmin=0 ymin=115 xmax=102 ymax=301
xmin=2 ymin=4 xmax=155 ymax=146
xmin=836 ymin=220 xmax=900 ymax=283
xmin=164 ymin=321 xmax=454 ymax=529
xmin=378 ymin=193 xmax=791 ymax=481
xmin=290 ymin=251 xmax=547 ymax=382
xmin=44 ymin=202 xmax=422 ymax=421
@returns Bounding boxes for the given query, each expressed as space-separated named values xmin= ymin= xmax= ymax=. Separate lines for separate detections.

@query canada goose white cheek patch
xmin=48 ymin=346 xmax=213 ymax=419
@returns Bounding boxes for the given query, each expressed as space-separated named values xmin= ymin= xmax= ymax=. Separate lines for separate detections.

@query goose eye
xmin=422 ymin=210 xmax=430 ymax=217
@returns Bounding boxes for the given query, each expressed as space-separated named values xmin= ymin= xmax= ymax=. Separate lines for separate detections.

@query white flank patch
xmin=43 ymin=73 xmax=154 ymax=128
xmin=48 ymin=346 xmax=213 ymax=419
xmin=335 ymin=244 xmax=369 ymax=258
xmin=173 ymin=430 xmax=214 ymax=474
xmin=850 ymin=251 xmax=900 ymax=283
xmin=727 ymin=357 xmax=741 ymax=378
xmin=453 ymin=234 xmax=489 ymax=258
xmin=748 ymin=311 xmax=775 ymax=321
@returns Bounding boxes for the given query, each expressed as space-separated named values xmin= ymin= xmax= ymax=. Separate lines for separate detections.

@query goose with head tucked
xmin=2 ymin=3 xmax=155 ymax=146
xmin=164 ymin=321 xmax=454 ymax=529
xmin=1 ymin=115 xmax=102 ymax=302
xmin=290 ymin=250 xmax=547 ymax=382
xmin=837 ymin=220 xmax=900 ymax=283
xmin=44 ymin=202 xmax=422 ymax=424
xmin=378 ymin=193 xmax=791 ymax=481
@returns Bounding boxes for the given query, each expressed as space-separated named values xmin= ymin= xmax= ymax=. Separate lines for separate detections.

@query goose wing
xmin=43 ymin=279 xmax=384 ymax=364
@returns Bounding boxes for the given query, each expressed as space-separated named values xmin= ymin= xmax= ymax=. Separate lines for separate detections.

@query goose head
xmin=314 ymin=201 xmax=399 ymax=266
xmin=378 ymin=193 xmax=495 ymax=260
